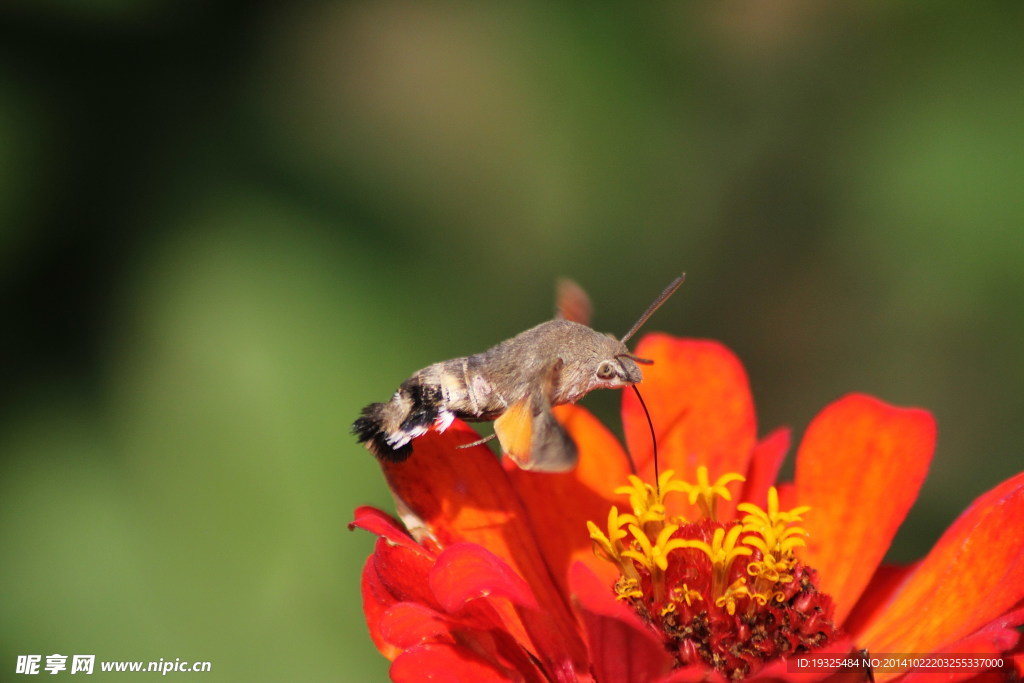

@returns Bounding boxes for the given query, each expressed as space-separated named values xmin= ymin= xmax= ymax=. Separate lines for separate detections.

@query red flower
xmin=351 ymin=334 xmax=1024 ymax=681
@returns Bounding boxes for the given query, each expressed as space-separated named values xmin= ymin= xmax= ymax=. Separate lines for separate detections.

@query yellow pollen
xmin=670 ymin=584 xmax=703 ymax=607
xmin=714 ymin=577 xmax=752 ymax=616
xmin=746 ymin=555 xmax=796 ymax=585
xmin=619 ymin=522 xmax=691 ymax=603
xmin=614 ymin=577 xmax=644 ymax=600
xmin=679 ymin=466 xmax=745 ymax=521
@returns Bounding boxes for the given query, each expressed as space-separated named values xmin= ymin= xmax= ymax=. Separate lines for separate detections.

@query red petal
xmin=795 ymin=393 xmax=935 ymax=623
xmin=950 ymin=673 xmax=1020 ymax=683
xmin=390 ymin=642 xmax=517 ymax=683
xmin=382 ymin=556 xmax=546 ymax=677
xmin=379 ymin=599 xmax=545 ymax=680
xmin=775 ymin=481 xmax=798 ymax=510
xmin=380 ymin=424 xmax=560 ymax=596
xmin=893 ymin=606 xmax=1024 ymax=683
xmin=380 ymin=602 xmax=457 ymax=649
xmin=569 ymin=562 xmax=674 ymax=683
xmin=380 ymin=423 xmax=591 ymax=674
xmin=657 ymin=668 xmax=726 ymax=683
xmin=622 ymin=335 xmax=757 ymax=516
xmin=369 ymin=536 xmax=441 ymax=608
xmin=431 ymin=543 xmax=539 ymax=612
xmin=504 ymin=404 xmax=632 ymax=593
xmin=842 ymin=563 xmax=918 ymax=637
xmin=737 ymin=427 xmax=791 ymax=511
xmin=350 ymin=505 xmax=432 ymax=556
xmin=353 ymin=505 xmax=445 ymax=653
xmin=853 ymin=472 xmax=1024 ymax=656
xmin=361 ymin=554 xmax=403 ymax=661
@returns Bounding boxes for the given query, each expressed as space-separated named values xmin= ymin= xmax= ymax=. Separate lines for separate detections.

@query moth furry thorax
xmin=353 ymin=274 xmax=684 ymax=472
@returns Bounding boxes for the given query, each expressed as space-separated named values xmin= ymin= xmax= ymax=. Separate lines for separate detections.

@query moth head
xmin=589 ymin=272 xmax=684 ymax=390
xmin=588 ymin=337 xmax=650 ymax=389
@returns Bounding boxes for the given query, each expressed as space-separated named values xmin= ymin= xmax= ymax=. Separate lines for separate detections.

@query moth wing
xmin=522 ymin=405 xmax=578 ymax=472
xmin=493 ymin=396 xmax=534 ymax=468
xmin=555 ymin=278 xmax=592 ymax=326
xmin=494 ymin=359 xmax=578 ymax=472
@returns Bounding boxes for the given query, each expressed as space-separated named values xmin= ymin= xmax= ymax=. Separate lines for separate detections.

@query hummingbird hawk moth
xmin=353 ymin=274 xmax=684 ymax=472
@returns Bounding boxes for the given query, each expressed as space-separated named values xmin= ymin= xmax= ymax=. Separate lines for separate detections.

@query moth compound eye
xmin=596 ymin=361 xmax=617 ymax=380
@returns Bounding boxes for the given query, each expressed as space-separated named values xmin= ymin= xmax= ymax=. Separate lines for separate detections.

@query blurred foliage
xmin=1 ymin=1 xmax=1022 ymax=681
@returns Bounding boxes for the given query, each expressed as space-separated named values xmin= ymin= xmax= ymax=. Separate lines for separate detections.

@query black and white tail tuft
xmin=352 ymin=378 xmax=445 ymax=462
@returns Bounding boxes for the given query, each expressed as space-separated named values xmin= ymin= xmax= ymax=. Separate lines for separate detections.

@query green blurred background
xmin=1 ymin=2 xmax=1021 ymax=680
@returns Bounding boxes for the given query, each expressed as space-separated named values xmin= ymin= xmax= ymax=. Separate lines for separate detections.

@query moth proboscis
xmin=352 ymin=274 xmax=685 ymax=472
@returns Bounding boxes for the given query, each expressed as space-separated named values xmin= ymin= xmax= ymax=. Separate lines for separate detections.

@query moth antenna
xmin=630 ymin=385 xmax=659 ymax=495
xmin=620 ymin=273 xmax=686 ymax=344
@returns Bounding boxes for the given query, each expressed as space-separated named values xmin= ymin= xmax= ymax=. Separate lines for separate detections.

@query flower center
xmin=587 ymin=468 xmax=838 ymax=679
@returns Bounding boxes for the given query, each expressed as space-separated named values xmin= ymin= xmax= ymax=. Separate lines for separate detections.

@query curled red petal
xmin=430 ymin=543 xmax=539 ymax=612
xmin=350 ymin=505 xmax=432 ymax=556
xmin=622 ymin=335 xmax=757 ymax=516
xmin=569 ymin=562 xmax=674 ymax=683
xmin=369 ymin=536 xmax=441 ymax=608
xmin=795 ymin=393 xmax=935 ymax=623
xmin=854 ymin=472 xmax=1024 ymax=656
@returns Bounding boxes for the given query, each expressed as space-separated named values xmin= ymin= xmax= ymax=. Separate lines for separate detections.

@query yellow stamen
xmin=587 ymin=506 xmax=642 ymax=584
xmin=679 ymin=466 xmax=746 ymax=521
xmin=737 ymin=486 xmax=809 ymax=530
xmin=614 ymin=470 xmax=689 ymax=532
xmin=621 ymin=523 xmax=689 ymax=572
xmin=737 ymin=486 xmax=811 ymax=615
xmin=585 ymin=474 xmax=837 ymax=679
xmin=587 ymin=506 xmax=635 ymax=561
xmin=621 ymin=523 xmax=689 ymax=602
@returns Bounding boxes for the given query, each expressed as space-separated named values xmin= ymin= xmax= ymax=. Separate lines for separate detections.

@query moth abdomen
xmin=352 ymin=371 xmax=456 ymax=462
